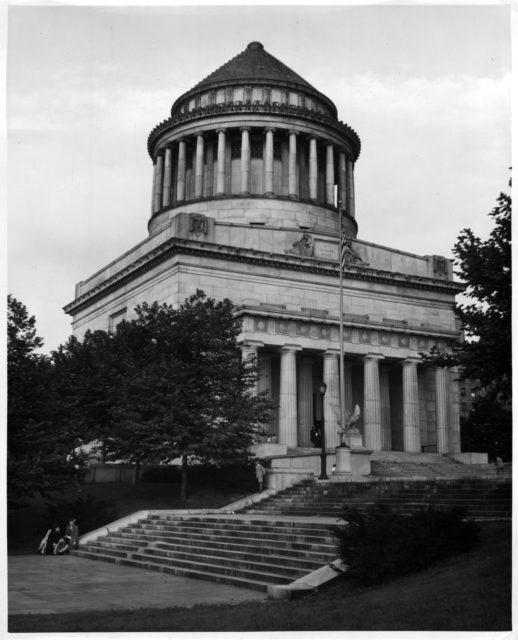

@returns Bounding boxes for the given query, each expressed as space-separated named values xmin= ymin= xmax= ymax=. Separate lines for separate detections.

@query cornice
xmin=234 ymin=304 xmax=459 ymax=340
xmin=147 ymin=102 xmax=361 ymax=161
xmin=64 ymin=238 xmax=462 ymax=316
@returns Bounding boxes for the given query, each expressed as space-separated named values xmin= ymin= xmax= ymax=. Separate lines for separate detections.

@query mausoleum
xmin=64 ymin=42 xmax=463 ymax=461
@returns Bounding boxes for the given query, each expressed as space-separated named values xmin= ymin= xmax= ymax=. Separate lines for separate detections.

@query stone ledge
xmin=267 ymin=559 xmax=347 ymax=600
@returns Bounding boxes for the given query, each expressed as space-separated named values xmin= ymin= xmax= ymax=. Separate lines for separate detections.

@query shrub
xmin=330 ymin=505 xmax=480 ymax=585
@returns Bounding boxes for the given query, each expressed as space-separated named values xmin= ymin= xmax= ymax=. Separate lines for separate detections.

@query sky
xmin=6 ymin=3 xmax=512 ymax=354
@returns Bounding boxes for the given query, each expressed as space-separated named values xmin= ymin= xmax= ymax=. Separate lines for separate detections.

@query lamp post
xmin=319 ymin=382 xmax=328 ymax=480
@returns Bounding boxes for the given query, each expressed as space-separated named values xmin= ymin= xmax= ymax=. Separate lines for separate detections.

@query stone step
xmin=104 ymin=531 xmax=334 ymax=557
xmin=118 ymin=531 xmax=338 ymax=552
xmin=127 ymin=524 xmax=334 ymax=544
xmin=75 ymin=549 xmax=274 ymax=592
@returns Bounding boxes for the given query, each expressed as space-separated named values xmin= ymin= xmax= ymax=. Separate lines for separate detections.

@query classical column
xmin=216 ymin=129 xmax=226 ymax=196
xmin=297 ymin=357 xmax=314 ymax=447
xmin=240 ymin=127 xmax=251 ymax=195
xmin=402 ymin=357 xmax=421 ymax=452
xmin=346 ymin=158 xmax=355 ymax=218
xmin=258 ymin=353 xmax=274 ymax=436
xmin=338 ymin=151 xmax=347 ymax=210
xmin=264 ymin=128 xmax=274 ymax=196
xmin=363 ymin=353 xmax=384 ymax=450
xmin=151 ymin=158 xmax=159 ymax=213
xmin=435 ymin=366 xmax=449 ymax=453
xmin=380 ymin=367 xmax=392 ymax=451
xmin=325 ymin=143 xmax=335 ymax=205
xmin=323 ymin=350 xmax=340 ymax=449
xmin=288 ymin=131 xmax=299 ymax=198
xmin=176 ymin=139 xmax=187 ymax=202
xmin=309 ymin=137 xmax=318 ymax=201
xmin=161 ymin=147 xmax=173 ymax=208
xmin=279 ymin=345 xmax=301 ymax=447
xmin=194 ymin=134 xmax=205 ymax=199
xmin=240 ymin=341 xmax=263 ymax=395
xmin=449 ymin=366 xmax=461 ymax=453
xmin=152 ymin=153 xmax=164 ymax=213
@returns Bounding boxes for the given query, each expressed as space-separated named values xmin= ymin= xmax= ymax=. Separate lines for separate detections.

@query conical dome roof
xmin=171 ymin=41 xmax=337 ymax=117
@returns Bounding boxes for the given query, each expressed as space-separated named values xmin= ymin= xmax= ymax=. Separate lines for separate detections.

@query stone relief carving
xmin=342 ymin=238 xmax=369 ymax=267
xmin=285 ymin=233 xmax=314 ymax=257
xmin=189 ymin=214 xmax=209 ymax=237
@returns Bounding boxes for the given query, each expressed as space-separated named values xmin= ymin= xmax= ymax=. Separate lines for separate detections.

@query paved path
xmin=9 ymin=555 xmax=265 ymax=615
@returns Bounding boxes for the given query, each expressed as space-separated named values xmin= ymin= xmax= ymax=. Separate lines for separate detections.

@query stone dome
xmin=170 ymin=41 xmax=338 ymax=119
xmin=147 ymin=42 xmax=361 ymax=238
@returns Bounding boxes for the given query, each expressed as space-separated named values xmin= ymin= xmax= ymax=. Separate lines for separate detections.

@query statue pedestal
xmin=334 ymin=446 xmax=352 ymax=477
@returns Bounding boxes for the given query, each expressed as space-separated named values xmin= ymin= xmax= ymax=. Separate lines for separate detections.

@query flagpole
xmin=338 ymin=204 xmax=346 ymax=441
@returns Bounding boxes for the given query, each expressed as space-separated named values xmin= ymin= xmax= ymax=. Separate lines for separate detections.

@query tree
xmin=54 ymin=291 xmax=271 ymax=498
xmin=423 ymin=177 xmax=511 ymax=402
xmin=7 ymin=295 xmax=85 ymax=505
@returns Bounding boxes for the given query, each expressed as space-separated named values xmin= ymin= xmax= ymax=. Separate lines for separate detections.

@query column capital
xmin=240 ymin=126 xmax=251 ymax=133
xmin=264 ymin=127 xmax=276 ymax=134
xmin=177 ymin=137 xmax=187 ymax=144
xmin=195 ymin=132 xmax=206 ymax=140
xmin=239 ymin=339 xmax=265 ymax=349
xmin=363 ymin=353 xmax=384 ymax=362
xmin=323 ymin=349 xmax=340 ymax=360
xmin=403 ymin=356 xmax=422 ymax=366
xmin=287 ymin=129 xmax=299 ymax=137
xmin=216 ymin=128 xmax=227 ymax=135
xmin=280 ymin=344 xmax=302 ymax=354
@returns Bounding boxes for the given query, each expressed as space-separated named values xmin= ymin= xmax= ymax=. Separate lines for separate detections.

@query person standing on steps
xmin=255 ymin=461 xmax=266 ymax=492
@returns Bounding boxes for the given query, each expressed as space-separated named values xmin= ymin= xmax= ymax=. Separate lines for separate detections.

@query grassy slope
xmin=9 ymin=521 xmax=512 ymax=633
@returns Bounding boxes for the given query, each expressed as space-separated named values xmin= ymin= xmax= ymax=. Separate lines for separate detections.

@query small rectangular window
xmin=109 ymin=308 xmax=127 ymax=332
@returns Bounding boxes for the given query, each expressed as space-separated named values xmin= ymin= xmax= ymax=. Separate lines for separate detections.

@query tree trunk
xmin=132 ymin=459 xmax=141 ymax=485
xmin=180 ymin=453 xmax=188 ymax=500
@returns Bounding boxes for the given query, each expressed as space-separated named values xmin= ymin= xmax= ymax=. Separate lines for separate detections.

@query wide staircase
xmin=242 ymin=477 xmax=512 ymax=520
xmin=74 ymin=513 xmax=338 ymax=592
xmin=369 ymin=451 xmax=509 ymax=479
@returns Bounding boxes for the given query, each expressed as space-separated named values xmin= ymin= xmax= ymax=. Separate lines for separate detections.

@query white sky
xmin=6 ymin=4 xmax=512 ymax=354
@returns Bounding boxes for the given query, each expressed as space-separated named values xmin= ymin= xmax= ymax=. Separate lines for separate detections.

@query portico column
xmin=309 ymin=137 xmax=318 ymax=201
xmin=346 ymin=158 xmax=355 ymax=218
xmin=297 ymin=357 xmax=314 ymax=447
xmin=194 ymin=134 xmax=205 ymax=199
xmin=288 ymin=131 xmax=299 ymax=198
xmin=338 ymin=151 xmax=347 ymax=210
xmin=325 ymin=143 xmax=335 ymax=205
xmin=240 ymin=127 xmax=251 ymax=195
xmin=343 ymin=360 xmax=353 ymax=411
xmin=449 ymin=366 xmax=461 ymax=453
xmin=216 ymin=129 xmax=226 ymax=196
xmin=279 ymin=345 xmax=301 ymax=447
xmin=176 ymin=139 xmax=187 ymax=202
xmin=240 ymin=341 xmax=263 ymax=394
xmin=258 ymin=353 xmax=274 ymax=436
xmin=380 ymin=367 xmax=392 ymax=451
xmin=162 ymin=147 xmax=173 ymax=208
xmin=402 ymin=357 xmax=421 ymax=452
xmin=152 ymin=153 xmax=164 ymax=213
xmin=435 ymin=366 xmax=449 ymax=453
xmin=323 ymin=350 xmax=340 ymax=449
xmin=363 ymin=353 xmax=384 ymax=450
xmin=264 ymin=128 xmax=274 ymax=196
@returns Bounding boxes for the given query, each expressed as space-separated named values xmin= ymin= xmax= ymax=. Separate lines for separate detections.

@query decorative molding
xmin=64 ymin=239 xmax=463 ymax=316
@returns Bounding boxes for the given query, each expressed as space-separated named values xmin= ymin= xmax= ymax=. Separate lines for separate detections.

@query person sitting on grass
xmin=39 ymin=524 xmax=62 ymax=555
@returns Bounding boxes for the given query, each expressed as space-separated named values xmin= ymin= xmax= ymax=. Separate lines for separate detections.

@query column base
xmin=239 ymin=191 xmax=251 ymax=196
xmin=288 ymin=193 xmax=299 ymax=200
xmin=264 ymin=191 xmax=275 ymax=197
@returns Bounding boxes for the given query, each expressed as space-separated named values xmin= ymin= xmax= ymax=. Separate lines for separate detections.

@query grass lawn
xmin=9 ymin=520 xmax=512 ymax=632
